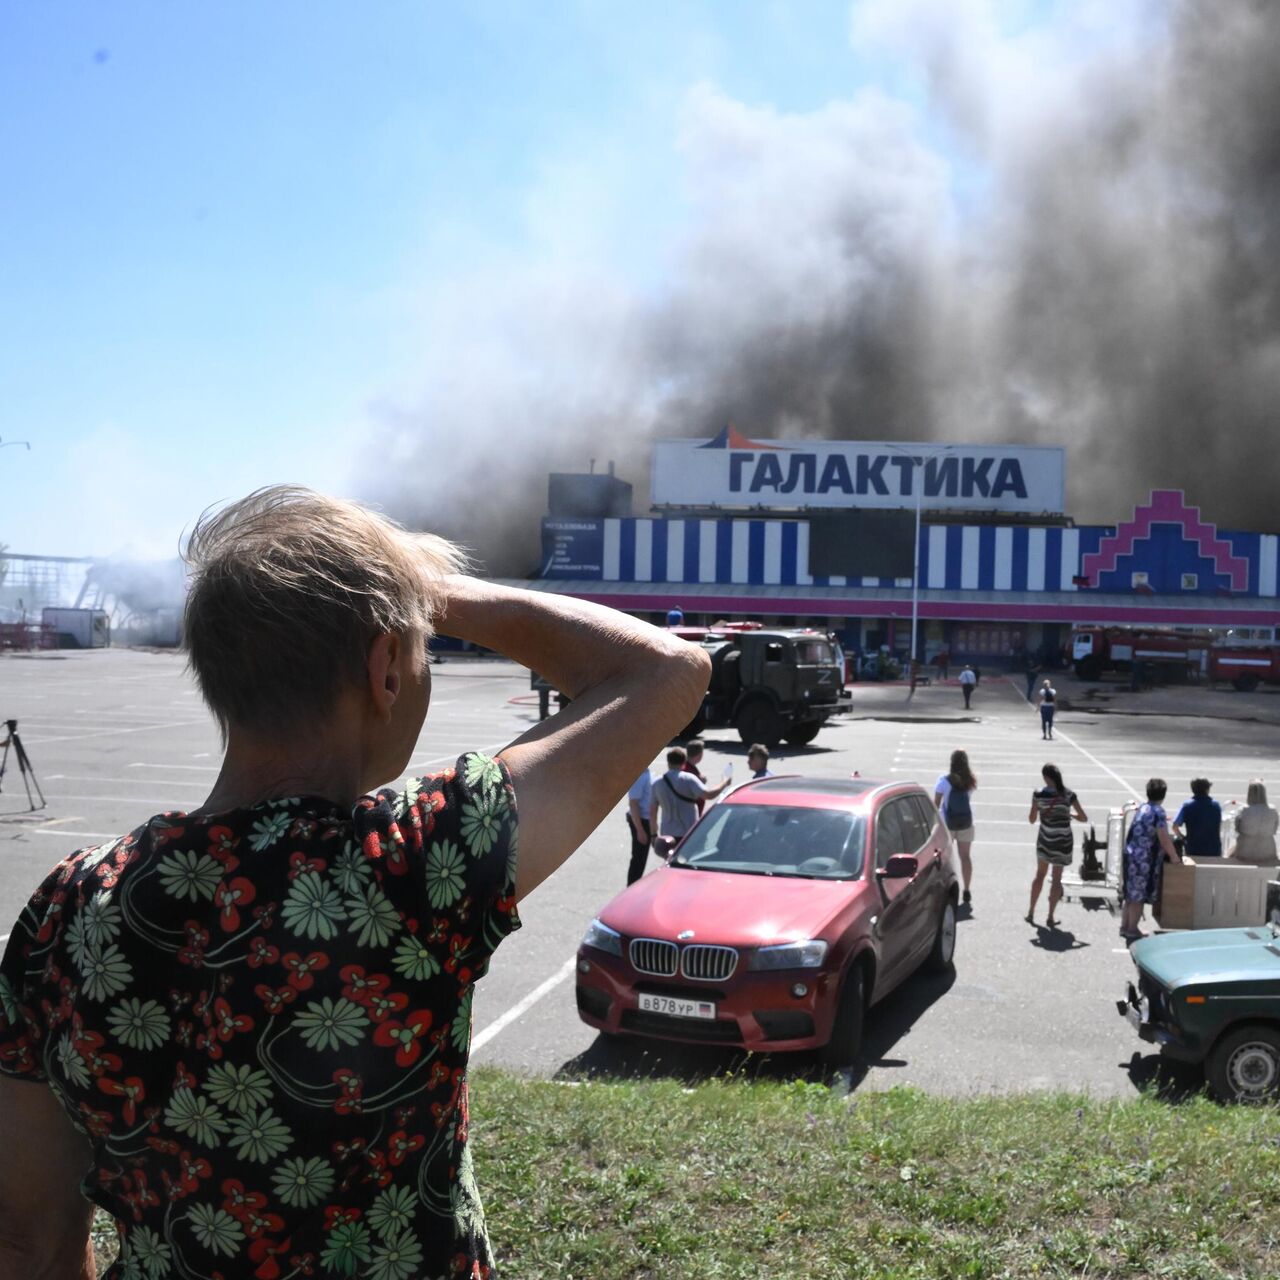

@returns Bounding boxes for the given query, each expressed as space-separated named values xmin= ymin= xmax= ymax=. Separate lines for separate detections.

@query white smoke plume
xmin=368 ymin=0 xmax=1280 ymax=574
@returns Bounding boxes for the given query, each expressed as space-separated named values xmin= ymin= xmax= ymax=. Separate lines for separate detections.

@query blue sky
xmin=0 ymin=0 xmax=1129 ymax=560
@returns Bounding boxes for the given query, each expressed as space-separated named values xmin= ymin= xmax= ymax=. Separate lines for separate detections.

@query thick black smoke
xmin=369 ymin=0 xmax=1280 ymax=575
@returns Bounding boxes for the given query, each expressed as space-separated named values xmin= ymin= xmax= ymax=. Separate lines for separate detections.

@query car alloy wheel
xmin=925 ymin=899 xmax=957 ymax=973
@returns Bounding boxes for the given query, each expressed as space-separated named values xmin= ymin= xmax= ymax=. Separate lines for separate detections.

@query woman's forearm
xmin=435 ymin=576 xmax=700 ymax=702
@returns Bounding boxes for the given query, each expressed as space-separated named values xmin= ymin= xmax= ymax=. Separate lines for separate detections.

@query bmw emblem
xmin=677 ymin=929 xmax=695 ymax=940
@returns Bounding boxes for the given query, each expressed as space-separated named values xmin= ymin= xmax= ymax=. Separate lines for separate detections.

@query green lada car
xmin=1118 ymin=924 xmax=1280 ymax=1103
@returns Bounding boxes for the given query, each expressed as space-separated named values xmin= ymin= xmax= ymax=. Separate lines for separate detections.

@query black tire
xmin=1233 ymin=675 xmax=1261 ymax=693
xmin=1206 ymin=1023 xmax=1280 ymax=1103
xmin=923 ymin=897 xmax=957 ymax=974
xmin=820 ymin=962 xmax=866 ymax=1068
xmin=783 ymin=721 xmax=821 ymax=746
xmin=676 ymin=706 xmax=708 ymax=741
xmin=1075 ymin=657 xmax=1102 ymax=681
xmin=735 ymin=699 xmax=785 ymax=747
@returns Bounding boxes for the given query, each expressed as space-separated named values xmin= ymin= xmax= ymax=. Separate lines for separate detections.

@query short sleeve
xmin=1174 ymin=802 xmax=1190 ymax=826
xmin=934 ymin=776 xmax=950 ymax=799
xmin=400 ymin=752 xmax=521 ymax=978
xmin=0 ymin=914 xmax=50 ymax=1083
xmin=669 ymin=773 xmax=697 ymax=801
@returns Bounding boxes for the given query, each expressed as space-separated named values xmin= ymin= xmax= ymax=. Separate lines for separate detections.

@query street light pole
xmin=882 ymin=442 xmax=951 ymax=668
xmin=911 ymin=460 xmax=923 ymax=667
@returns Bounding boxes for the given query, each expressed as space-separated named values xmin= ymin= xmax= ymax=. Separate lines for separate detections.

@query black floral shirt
xmin=0 ymin=751 xmax=520 ymax=1280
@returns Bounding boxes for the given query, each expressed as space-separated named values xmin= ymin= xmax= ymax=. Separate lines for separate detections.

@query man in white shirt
xmin=650 ymin=745 xmax=729 ymax=840
xmin=959 ymin=665 xmax=977 ymax=709
xmin=625 ymin=769 xmax=653 ymax=885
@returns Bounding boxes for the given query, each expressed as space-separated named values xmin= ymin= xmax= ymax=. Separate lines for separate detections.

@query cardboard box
xmin=1156 ymin=858 xmax=1274 ymax=930
xmin=1156 ymin=858 xmax=1196 ymax=929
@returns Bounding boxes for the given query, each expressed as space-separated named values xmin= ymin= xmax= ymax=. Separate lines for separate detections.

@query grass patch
xmin=92 ymin=1070 xmax=1280 ymax=1278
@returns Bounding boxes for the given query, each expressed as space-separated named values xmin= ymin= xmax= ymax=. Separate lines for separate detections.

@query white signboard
xmin=651 ymin=435 xmax=1065 ymax=515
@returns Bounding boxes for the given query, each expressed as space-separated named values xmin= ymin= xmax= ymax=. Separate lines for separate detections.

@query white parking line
xmin=42 ymin=793 xmax=201 ymax=806
xmin=472 ymin=956 xmax=577 ymax=1053
xmin=43 ymin=775 xmax=212 ymax=788
xmin=129 ymin=763 xmax=220 ymax=772
xmin=24 ymin=720 xmax=210 ymax=746
xmin=405 ymin=742 xmax=512 ymax=773
xmin=28 ymin=830 xmax=120 ymax=840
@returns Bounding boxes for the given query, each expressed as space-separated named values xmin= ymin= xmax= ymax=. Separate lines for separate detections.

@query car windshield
xmin=793 ymin=639 xmax=836 ymax=665
xmin=672 ymin=803 xmax=865 ymax=879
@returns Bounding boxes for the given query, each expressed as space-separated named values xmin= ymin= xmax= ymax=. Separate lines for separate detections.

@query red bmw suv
xmin=575 ymin=776 xmax=958 ymax=1065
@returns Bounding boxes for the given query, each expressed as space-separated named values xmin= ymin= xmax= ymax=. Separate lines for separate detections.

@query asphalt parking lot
xmin=4 ymin=648 xmax=1279 ymax=1098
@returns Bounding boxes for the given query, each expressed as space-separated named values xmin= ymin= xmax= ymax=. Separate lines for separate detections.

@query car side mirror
xmin=653 ymin=835 xmax=677 ymax=860
xmin=876 ymin=853 xmax=918 ymax=881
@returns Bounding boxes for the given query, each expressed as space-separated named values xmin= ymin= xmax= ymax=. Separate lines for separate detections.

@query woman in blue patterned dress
xmin=1121 ymin=777 xmax=1184 ymax=941
xmin=0 ymin=486 xmax=710 ymax=1280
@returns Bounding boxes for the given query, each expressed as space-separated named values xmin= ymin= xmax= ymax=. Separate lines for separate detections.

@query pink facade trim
xmin=564 ymin=589 xmax=1280 ymax=628
xmin=1080 ymin=489 xmax=1250 ymax=592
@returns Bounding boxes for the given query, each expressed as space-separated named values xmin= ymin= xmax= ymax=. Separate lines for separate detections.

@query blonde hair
xmin=183 ymin=486 xmax=467 ymax=735
xmin=1248 ymin=779 xmax=1269 ymax=806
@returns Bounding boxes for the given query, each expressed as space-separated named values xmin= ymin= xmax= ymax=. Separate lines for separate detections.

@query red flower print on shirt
xmin=372 ymin=1009 xmax=434 ymax=1067
xmin=338 ymin=964 xmax=388 ymax=1005
xmin=363 ymin=990 xmax=408 ymax=1023
xmin=287 ymin=851 xmax=325 ymax=880
xmin=210 ymin=997 xmax=253 ymax=1044
xmin=98 ymin=1075 xmax=146 ymax=1125
xmin=386 ymin=1128 xmax=425 ymax=1166
xmin=254 ymin=983 xmax=298 ymax=1015
xmin=214 ymin=877 xmax=256 ymax=931
xmin=247 ymin=937 xmax=279 ymax=968
xmin=165 ymin=1149 xmax=211 ymax=1199
xmin=282 ymin=951 xmax=329 ymax=991
xmin=248 ymin=1232 xmax=293 ymax=1279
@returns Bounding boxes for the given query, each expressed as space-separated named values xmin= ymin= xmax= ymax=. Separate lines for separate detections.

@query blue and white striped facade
xmin=561 ymin=517 xmax=1280 ymax=599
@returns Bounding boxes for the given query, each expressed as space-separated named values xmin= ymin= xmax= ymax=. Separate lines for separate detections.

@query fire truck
xmin=1070 ymin=627 xmax=1212 ymax=682
xmin=1208 ymin=646 xmax=1280 ymax=692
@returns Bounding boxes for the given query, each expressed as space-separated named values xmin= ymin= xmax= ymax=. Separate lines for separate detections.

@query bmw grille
xmin=629 ymin=938 xmax=739 ymax=981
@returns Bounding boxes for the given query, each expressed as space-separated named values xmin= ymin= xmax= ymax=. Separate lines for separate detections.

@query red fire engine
xmin=1208 ymin=646 xmax=1280 ymax=692
xmin=1070 ymin=627 xmax=1212 ymax=681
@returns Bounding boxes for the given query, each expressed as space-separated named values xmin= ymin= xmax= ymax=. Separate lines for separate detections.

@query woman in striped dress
xmin=1027 ymin=763 xmax=1088 ymax=927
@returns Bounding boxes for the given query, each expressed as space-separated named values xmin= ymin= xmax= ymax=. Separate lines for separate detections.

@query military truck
xmin=685 ymin=627 xmax=849 ymax=747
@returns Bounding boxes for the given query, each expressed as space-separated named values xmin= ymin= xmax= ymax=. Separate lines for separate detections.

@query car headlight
xmin=749 ymin=940 xmax=828 ymax=970
xmin=581 ymin=918 xmax=623 ymax=957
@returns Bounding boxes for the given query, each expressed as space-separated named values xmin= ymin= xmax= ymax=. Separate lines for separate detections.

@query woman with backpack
xmin=1027 ymin=763 xmax=1088 ymax=927
xmin=935 ymin=749 xmax=977 ymax=907
xmin=1037 ymin=678 xmax=1057 ymax=739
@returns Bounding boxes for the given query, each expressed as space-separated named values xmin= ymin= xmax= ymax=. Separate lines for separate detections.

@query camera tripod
xmin=0 ymin=719 xmax=45 ymax=812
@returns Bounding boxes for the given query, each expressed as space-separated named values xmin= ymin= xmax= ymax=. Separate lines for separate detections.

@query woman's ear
xmin=366 ymin=633 xmax=403 ymax=722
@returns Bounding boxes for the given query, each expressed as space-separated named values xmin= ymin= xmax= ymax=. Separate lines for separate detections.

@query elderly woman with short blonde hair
xmin=1230 ymin=779 xmax=1280 ymax=865
xmin=0 ymin=486 xmax=708 ymax=1279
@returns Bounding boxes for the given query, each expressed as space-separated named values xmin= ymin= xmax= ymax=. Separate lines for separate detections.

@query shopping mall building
xmin=527 ymin=431 xmax=1280 ymax=667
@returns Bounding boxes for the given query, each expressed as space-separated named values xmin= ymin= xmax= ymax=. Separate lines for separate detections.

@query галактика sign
xmin=651 ymin=431 xmax=1065 ymax=516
